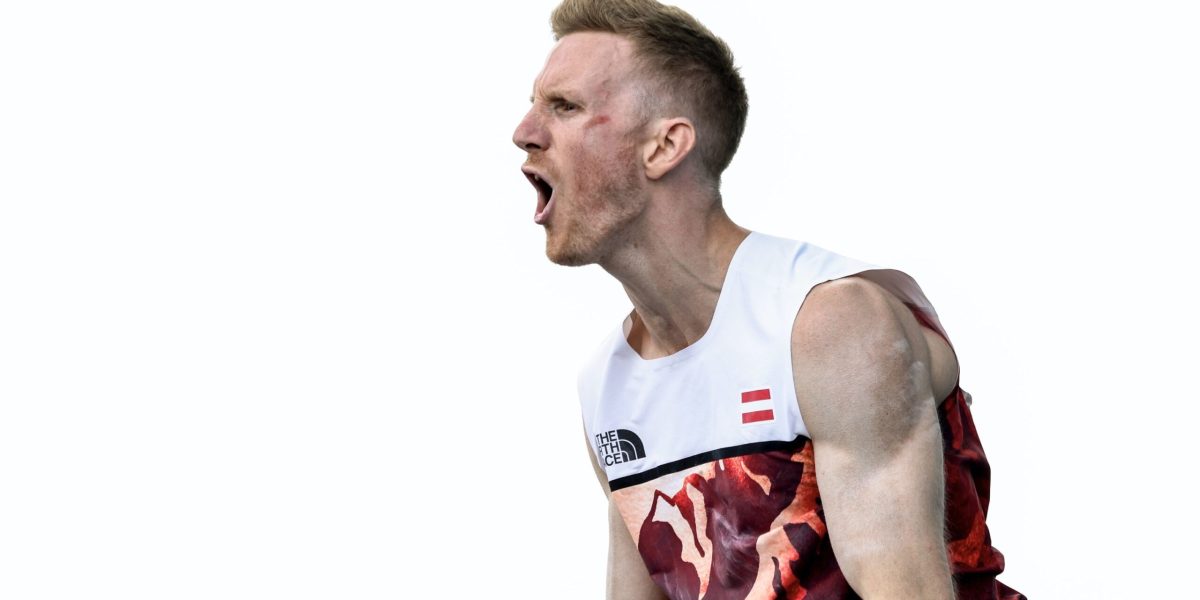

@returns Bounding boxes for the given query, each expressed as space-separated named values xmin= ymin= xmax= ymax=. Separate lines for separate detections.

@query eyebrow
xmin=529 ymin=89 xmax=578 ymax=104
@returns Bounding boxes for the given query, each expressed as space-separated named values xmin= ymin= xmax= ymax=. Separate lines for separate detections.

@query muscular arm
xmin=791 ymin=277 xmax=955 ymax=599
xmin=584 ymin=427 xmax=667 ymax=600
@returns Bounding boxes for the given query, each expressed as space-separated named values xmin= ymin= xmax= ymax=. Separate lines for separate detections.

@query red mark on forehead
xmin=586 ymin=115 xmax=611 ymax=128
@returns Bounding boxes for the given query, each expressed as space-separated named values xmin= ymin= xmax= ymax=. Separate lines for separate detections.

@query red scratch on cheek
xmin=586 ymin=115 xmax=611 ymax=128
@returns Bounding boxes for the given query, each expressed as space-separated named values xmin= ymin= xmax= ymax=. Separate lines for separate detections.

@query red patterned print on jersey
xmin=609 ymin=386 xmax=1024 ymax=600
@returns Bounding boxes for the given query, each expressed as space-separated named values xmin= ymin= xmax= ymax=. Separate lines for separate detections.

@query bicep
xmin=792 ymin=278 xmax=953 ymax=599
xmin=811 ymin=413 xmax=949 ymax=597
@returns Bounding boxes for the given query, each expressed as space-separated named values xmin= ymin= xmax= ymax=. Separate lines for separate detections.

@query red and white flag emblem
xmin=741 ymin=388 xmax=774 ymax=424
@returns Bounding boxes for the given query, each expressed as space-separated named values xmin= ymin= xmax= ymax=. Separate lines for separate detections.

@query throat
xmin=612 ymin=222 xmax=753 ymax=360
xmin=621 ymin=270 xmax=727 ymax=360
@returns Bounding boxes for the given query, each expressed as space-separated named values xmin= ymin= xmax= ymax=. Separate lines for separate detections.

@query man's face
xmin=513 ymin=32 xmax=650 ymax=266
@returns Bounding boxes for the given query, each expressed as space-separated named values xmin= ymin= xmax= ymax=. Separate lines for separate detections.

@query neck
xmin=600 ymin=196 xmax=750 ymax=359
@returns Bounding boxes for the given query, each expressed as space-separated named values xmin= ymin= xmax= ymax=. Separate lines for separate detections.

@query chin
xmin=545 ymin=244 xmax=594 ymax=267
xmin=545 ymin=232 xmax=599 ymax=267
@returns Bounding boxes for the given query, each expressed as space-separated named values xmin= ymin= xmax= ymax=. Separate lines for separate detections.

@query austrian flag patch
xmin=741 ymin=388 xmax=774 ymax=424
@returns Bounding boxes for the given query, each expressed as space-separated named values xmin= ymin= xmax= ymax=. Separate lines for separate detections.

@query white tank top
xmin=579 ymin=231 xmax=944 ymax=491
xmin=576 ymin=231 xmax=952 ymax=599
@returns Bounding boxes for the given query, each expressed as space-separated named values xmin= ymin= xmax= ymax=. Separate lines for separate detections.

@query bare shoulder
xmin=792 ymin=276 xmax=907 ymax=358
xmin=790 ymin=276 xmax=955 ymax=443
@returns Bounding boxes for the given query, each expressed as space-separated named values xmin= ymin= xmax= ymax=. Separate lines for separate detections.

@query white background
xmin=1 ymin=1 xmax=1196 ymax=598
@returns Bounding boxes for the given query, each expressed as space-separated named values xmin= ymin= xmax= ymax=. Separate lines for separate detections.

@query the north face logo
xmin=595 ymin=429 xmax=645 ymax=466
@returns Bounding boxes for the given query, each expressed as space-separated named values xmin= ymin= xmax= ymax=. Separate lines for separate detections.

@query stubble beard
xmin=545 ymin=144 xmax=645 ymax=267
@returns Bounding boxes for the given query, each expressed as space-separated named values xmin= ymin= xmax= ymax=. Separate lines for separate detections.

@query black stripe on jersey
xmin=607 ymin=434 xmax=810 ymax=492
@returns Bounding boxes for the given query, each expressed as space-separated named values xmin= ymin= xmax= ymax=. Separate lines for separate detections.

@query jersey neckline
xmin=616 ymin=230 xmax=758 ymax=368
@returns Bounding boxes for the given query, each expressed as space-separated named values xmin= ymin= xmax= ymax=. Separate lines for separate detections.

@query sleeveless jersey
xmin=578 ymin=232 xmax=1022 ymax=600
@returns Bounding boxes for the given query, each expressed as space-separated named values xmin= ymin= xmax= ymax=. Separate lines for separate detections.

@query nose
xmin=512 ymin=108 xmax=549 ymax=152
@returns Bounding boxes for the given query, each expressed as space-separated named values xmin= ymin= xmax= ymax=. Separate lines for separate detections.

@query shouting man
xmin=513 ymin=1 xmax=1021 ymax=598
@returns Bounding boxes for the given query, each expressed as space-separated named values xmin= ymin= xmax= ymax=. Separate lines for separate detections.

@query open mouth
xmin=524 ymin=169 xmax=556 ymax=224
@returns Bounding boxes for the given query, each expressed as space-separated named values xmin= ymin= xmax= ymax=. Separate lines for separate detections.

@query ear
xmin=641 ymin=118 xmax=696 ymax=180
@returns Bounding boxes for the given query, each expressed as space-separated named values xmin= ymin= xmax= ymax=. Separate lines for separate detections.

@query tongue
xmin=534 ymin=190 xmax=555 ymax=225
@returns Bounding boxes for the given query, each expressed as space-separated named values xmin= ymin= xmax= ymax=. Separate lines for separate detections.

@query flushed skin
xmin=514 ymin=33 xmax=651 ymax=268
xmin=515 ymin=28 xmax=1014 ymax=600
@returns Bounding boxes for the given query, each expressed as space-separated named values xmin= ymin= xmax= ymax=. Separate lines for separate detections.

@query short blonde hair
xmin=551 ymin=0 xmax=748 ymax=180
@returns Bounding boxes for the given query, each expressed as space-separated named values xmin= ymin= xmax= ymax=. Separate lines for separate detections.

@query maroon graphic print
xmin=610 ymin=303 xmax=1023 ymax=599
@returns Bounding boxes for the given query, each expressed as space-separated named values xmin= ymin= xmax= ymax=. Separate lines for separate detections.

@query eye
xmin=554 ymin=100 xmax=579 ymax=114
